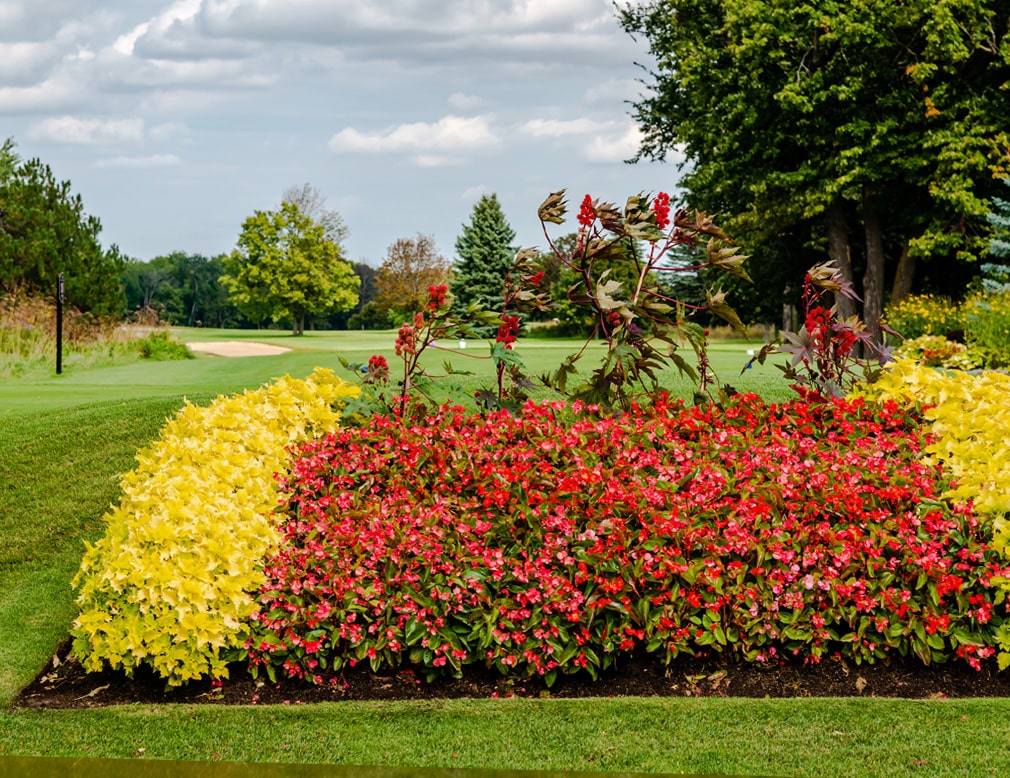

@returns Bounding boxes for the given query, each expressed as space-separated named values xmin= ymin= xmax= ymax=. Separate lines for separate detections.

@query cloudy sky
xmin=1 ymin=0 xmax=682 ymax=267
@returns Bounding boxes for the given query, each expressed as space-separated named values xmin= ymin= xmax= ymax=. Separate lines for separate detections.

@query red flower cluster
xmin=804 ymin=305 xmax=830 ymax=340
xmin=246 ymin=395 xmax=1007 ymax=685
xmin=394 ymin=324 xmax=415 ymax=356
xmin=496 ymin=315 xmax=520 ymax=347
xmin=365 ymin=354 xmax=389 ymax=384
xmin=652 ymin=191 xmax=671 ymax=230
xmin=427 ymin=285 xmax=448 ymax=310
xmin=527 ymin=272 xmax=545 ymax=288
xmin=805 ymin=305 xmax=857 ymax=361
xmin=577 ymin=194 xmax=595 ymax=227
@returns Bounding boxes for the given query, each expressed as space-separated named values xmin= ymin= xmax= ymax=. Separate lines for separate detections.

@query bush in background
xmin=135 ymin=330 xmax=194 ymax=361
xmin=883 ymin=294 xmax=965 ymax=340
xmin=963 ymin=291 xmax=1010 ymax=367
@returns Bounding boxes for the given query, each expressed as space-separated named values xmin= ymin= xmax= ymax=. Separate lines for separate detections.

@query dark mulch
xmin=16 ymin=639 xmax=1010 ymax=709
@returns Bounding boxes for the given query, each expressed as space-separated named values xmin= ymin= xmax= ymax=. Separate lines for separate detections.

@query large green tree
xmin=621 ymin=0 xmax=1010 ymax=341
xmin=223 ymin=201 xmax=358 ymax=335
xmin=451 ymin=194 xmax=517 ymax=331
xmin=0 ymin=152 xmax=126 ymax=315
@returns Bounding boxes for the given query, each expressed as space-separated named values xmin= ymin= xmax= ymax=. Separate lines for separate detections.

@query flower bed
xmin=245 ymin=394 xmax=1007 ymax=686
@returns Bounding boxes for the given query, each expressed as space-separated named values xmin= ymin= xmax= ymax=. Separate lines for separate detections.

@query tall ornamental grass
xmin=0 ymin=290 xmax=191 ymax=377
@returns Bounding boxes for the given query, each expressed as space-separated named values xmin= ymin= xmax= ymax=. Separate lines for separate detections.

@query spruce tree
xmin=988 ymin=181 xmax=1010 ymax=260
xmin=452 ymin=194 xmax=517 ymax=333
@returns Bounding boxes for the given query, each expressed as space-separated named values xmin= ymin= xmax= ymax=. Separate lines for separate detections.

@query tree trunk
xmin=826 ymin=199 xmax=857 ymax=321
xmin=782 ymin=298 xmax=796 ymax=333
xmin=188 ymin=277 xmax=199 ymax=327
xmin=862 ymin=184 xmax=885 ymax=346
xmin=890 ymin=242 xmax=916 ymax=305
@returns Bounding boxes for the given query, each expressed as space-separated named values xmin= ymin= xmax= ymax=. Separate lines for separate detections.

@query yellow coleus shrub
xmin=71 ymin=367 xmax=358 ymax=686
xmin=856 ymin=359 xmax=1010 ymax=527
xmin=855 ymin=359 xmax=1010 ymax=666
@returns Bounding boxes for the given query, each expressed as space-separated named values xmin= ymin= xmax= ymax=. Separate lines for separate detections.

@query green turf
xmin=0 ymin=330 xmax=791 ymax=413
xmin=0 ymin=397 xmax=210 ymax=706
xmin=2 ymin=698 xmax=1010 ymax=777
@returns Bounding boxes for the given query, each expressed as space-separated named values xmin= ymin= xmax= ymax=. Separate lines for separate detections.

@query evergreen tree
xmin=988 ymin=180 xmax=1010 ymax=260
xmin=0 ymin=137 xmax=18 ymax=183
xmin=0 ymin=155 xmax=126 ymax=315
xmin=451 ymin=194 xmax=517 ymax=333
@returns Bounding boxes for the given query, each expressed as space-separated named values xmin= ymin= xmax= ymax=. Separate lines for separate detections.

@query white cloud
xmin=190 ymin=0 xmax=641 ymax=67
xmin=0 ymin=1 xmax=113 ymax=42
xmin=128 ymin=0 xmax=259 ymax=61
xmin=0 ymin=42 xmax=61 ymax=84
xmin=95 ymin=49 xmax=278 ymax=89
xmin=520 ymin=118 xmax=613 ymax=138
xmin=582 ymin=123 xmax=644 ymax=163
xmin=27 ymin=116 xmax=144 ymax=145
xmin=0 ymin=0 xmax=666 ymax=272
xmin=94 ymin=154 xmax=183 ymax=169
xmin=199 ymin=0 xmax=619 ymax=39
xmin=66 ymin=48 xmax=96 ymax=63
xmin=0 ymin=78 xmax=85 ymax=114
xmin=328 ymin=115 xmax=499 ymax=155
xmin=0 ymin=3 xmax=25 ymax=31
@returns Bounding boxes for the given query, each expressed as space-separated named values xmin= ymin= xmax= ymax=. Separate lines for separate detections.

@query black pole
xmin=56 ymin=273 xmax=64 ymax=375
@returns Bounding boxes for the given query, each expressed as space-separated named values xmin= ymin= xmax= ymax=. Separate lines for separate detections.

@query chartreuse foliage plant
xmin=893 ymin=335 xmax=985 ymax=371
xmin=245 ymin=393 xmax=1006 ymax=686
xmin=70 ymin=367 xmax=358 ymax=686
xmin=856 ymin=359 xmax=1010 ymax=664
xmin=857 ymin=360 xmax=1010 ymax=524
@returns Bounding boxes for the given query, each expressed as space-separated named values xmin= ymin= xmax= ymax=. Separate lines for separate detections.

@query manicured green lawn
xmin=4 ymin=697 xmax=1010 ymax=776
xmin=0 ymin=329 xmax=790 ymax=413
xmin=6 ymin=334 xmax=1002 ymax=778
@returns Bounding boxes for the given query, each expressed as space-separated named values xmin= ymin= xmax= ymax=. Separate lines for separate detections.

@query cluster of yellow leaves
xmin=856 ymin=359 xmax=1010 ymax=666
xmin=857 ymin=359 xmax=1010 ymax=523
xmin=70 ymin=367 xmax=359 ymax=686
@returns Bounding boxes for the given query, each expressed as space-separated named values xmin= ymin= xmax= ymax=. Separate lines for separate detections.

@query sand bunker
xmin=186 ymin=341 xmax=291 ymax=357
